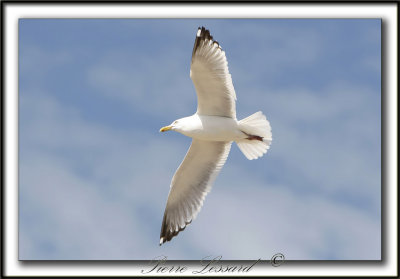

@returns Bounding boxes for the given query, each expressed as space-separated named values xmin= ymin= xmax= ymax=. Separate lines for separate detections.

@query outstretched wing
xmin=160 ymin=139 xmax=232 ymax=245
xmin=190 ymin=27 xmax=237 ymax=119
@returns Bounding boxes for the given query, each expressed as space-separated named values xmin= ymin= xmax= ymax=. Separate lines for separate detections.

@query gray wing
xmin=160 ymin=139 xmax=232 ymax=245
xmin=190 ymin=27 xmax=237 ymax=119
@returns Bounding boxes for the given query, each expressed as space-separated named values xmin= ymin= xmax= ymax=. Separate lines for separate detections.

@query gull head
xmin=160 ymin=116 xmax=196 ymax=134
xmin=160 ymin=119 xmax=181 ymax=133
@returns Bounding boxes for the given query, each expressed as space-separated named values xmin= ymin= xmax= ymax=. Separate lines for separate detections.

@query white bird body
xmin=159 ymin=27 xmax=272 ymax=245
xmin=172 ymin=114 xmax=246 ymax=142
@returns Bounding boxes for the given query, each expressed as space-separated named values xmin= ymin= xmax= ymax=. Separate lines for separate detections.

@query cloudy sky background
xmin=19 ymin=19 xmax=381 ymax=260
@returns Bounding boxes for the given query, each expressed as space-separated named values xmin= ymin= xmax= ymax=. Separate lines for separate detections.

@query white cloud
xmin=237 ymin=81 xmax=381 ymax=205
xmin=19 ymin=90 xmax=195 ymax=259
xmin=19 ymin=85 xmax=380 ymax=259
xmin=161 ymin=164 xmax=380 ymax=260
xmin=85 ymin=42 xmax=197 ymax=119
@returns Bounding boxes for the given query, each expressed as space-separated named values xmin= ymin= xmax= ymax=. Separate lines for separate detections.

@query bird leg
xmin=243 ymin=132 xmax=263 ymax=141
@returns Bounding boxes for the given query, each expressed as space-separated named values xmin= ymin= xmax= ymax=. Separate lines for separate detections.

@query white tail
xmin=236 ymin=111 xmax=272 ymax=160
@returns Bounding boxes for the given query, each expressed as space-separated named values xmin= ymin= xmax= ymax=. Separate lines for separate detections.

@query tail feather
xmin=236 ymin=111 xmax=272 ymax=160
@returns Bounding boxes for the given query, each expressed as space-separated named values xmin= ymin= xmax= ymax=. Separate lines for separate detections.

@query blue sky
xmin=19 ymin=19 xmax=381 ymax=260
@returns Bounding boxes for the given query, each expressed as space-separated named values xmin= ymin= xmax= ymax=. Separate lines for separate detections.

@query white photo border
xmin=3 ymin=2 xmax=398 ymax=277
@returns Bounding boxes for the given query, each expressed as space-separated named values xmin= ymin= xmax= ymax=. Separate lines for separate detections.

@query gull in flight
xmin=159 ymin=27 xmax=272 ymax=245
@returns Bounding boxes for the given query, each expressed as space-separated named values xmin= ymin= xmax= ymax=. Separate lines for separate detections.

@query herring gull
xmin=159 ymin=27 xmax=272 ymax=245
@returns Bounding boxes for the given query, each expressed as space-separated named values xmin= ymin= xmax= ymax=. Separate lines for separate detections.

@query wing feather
xmin=190 ymin=27 xmax=237 ymax=119
xmin=160 ymin=139 xmax=232 ymax=245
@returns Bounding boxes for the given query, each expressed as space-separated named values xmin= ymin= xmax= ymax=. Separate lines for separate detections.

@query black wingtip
xmin=159 ymin=210 xmax=193 ymax=245
xmin=191 ymin=26 xmax=221 ymax=59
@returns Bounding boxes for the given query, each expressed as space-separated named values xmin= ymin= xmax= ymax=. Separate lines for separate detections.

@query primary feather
xmin=160 ymin=140 xmax=231 ymax=244
xmin=190 ymin=27 xmax=237 ymax=119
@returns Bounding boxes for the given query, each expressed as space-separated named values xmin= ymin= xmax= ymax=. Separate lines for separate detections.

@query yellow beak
xmin=160 ymin=125 xmax=172 ymax=132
